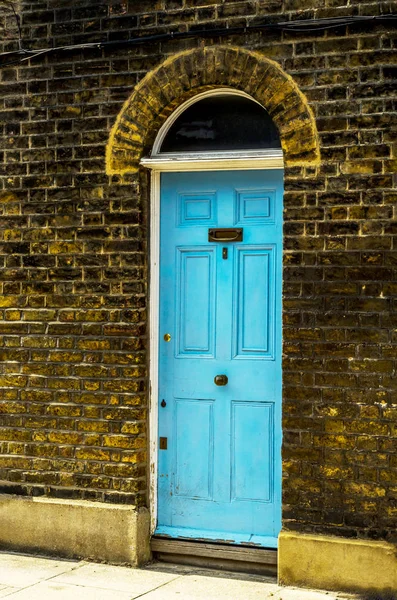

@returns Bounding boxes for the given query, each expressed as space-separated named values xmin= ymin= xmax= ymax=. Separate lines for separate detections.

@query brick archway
xmin=106 ymin=46 xmax=320 ymax=175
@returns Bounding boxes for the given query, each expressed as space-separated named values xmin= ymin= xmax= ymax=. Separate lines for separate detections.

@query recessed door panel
xmin=232 ymin=401 xmax=273 ymax=502
xmin=158 ymin=169 xmax=283 ymax=547
xmin=178 ymin=192 xmax=217 ymax=226
xmin=174 ymin=398 xmax=214 ymax=500
xmin=235 ymin=189 xmax=276 ymax=225
xmin=234 ymin=246 xmax=275 ymax=359
xmin=176 ymin=248 xmax=215 ymax=357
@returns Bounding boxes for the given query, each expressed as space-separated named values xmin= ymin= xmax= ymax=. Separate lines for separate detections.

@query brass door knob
xmin=214 ymin=374 xmax=228 ymax=386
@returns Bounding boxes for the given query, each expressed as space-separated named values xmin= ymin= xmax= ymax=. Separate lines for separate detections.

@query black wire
xmin=0 ymin=14 xmax=396 ymax=68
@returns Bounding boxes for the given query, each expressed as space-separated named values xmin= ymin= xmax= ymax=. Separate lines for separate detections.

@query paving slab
xmin=53 ymin=561 xmax=179 ymax=595
xmin=0 ymin=581 xmax=135 ymax=600
xmin=137 ymin=573 xmax=269 ymax=599
xmin=137 ymin=570 xmax=344 ymax=600
xmin=0 ymin=587 xmax=22 ymax=598
xmin=0 ymin=553 xmax=80 ymax=587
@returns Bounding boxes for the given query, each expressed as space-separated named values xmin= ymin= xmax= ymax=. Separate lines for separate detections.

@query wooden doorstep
xmin=151 ymin=537 xmax=277 ymax=575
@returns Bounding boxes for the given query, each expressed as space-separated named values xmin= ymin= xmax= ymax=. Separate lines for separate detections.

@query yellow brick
xmin=5 ymin=310 xmax=21 ymax=320
xmin=46 ymin=405 xmax=81 ymax=417
xmin=32 ymin=432 xmax=47 ymax=442
xmin=342 ymin=160 xmax=382 ymax=174
xmin=77 ymin=339 xmax=111 ymax=350
xmin=0 ymin=375 xmax=28 ymax=388
xmin=0 ymin=456 xmax=31 ymax=469
xmin=0 ymin=430 xmax=30 ymax=441
xmin=58 ymin=473 xmax=76 ymax=486
xmin=83 ymin=434 xmax=101 ymax=446
xmin=346 ymin=482 xmax=386 ymax=498
xmin=7 ymin=442 xmax=25 ymax=454
xmin=83 ymin=381 xmax=101 ymax=391
xmin=50 ymin=351 xmax=84 ymax=362
xmin=75 ymin=448 xmax=111 ymax=461
xmin=24 ymin=310 xmax=56 ymax=321
xmin=121 ymin=422 xmax=145 ymax=435
xmin=0 ymin=402 xmax=26 ymax=414
xmin=49 ymin=242 xmax=83 ymax=254
xmin=48 ymin=432 xmax=82 ymax=444
xmin=103 ymin=435 xmax=145 ymax=449
xmin=77 ymin=421 xmax=109 ymax=433
xmin=0 ymin=192 xmax=19 ymax=203
xmin=0 ymin=296 xmax=22 ymax=308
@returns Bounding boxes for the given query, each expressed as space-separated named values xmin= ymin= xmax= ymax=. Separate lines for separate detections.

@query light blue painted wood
xmin=155 ymin=525 xmax=279 ymax=549
xmin=175 ymin=398 xmax=214 ymax=499
xmin=157 ymin=170 xmax=283 ymax=547
xmin=232 ymin=401 xmax=273 ymax=502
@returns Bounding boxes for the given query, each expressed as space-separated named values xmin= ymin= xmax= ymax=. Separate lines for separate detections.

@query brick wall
xmin=0 ymin=0 xmax=396 ymax=541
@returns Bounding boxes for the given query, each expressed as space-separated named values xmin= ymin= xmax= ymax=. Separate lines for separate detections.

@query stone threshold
xmin=151 ymin=536 xmax=277 ymax=576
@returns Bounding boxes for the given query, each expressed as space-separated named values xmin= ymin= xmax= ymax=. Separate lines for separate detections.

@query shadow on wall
xmin=359 ymin=592 xmax=397 ymax=600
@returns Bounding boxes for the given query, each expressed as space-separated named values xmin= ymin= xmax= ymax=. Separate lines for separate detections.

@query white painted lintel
xmin=141 ymin=153 xmax=283 ymax=172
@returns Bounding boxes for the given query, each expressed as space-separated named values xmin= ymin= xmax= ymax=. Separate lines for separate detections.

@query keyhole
xmin=161 ymin=399 xmax=166 ymax=407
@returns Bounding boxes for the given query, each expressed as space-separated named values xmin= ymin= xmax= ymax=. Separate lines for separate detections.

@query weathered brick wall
xmin=0 ymin=0 xmax=396 ymax=540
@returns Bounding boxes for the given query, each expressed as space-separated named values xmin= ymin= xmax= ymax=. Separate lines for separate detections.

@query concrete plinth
xmin=278 ymin=531 xmax=397 ymax=594
xmin=0 ymin=494 xmax=151 ymax=565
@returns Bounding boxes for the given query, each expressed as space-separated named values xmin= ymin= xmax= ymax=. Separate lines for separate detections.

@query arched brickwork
xmin=106 ymin=46 xmax=320 ymax=175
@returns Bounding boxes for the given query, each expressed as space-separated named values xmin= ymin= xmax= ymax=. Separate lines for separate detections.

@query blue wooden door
xmin=157 ymin=169 xmax=283 ymax=548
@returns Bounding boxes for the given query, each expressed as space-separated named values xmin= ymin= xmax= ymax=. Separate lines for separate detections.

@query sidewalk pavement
xmin=0 ymin=551 xmax=354 ymax=600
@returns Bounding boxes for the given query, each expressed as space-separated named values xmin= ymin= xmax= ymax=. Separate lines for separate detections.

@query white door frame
xmin=142 ymin=89 xmax=284 ymax=536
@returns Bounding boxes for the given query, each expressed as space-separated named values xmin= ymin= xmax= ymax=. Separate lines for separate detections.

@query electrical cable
xmin=0 ymin=14 xmax=396 ymax=68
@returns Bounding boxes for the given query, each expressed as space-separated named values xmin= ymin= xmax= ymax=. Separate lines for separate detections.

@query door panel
xmin=235 ymin=189 xmax=275 ymax=225
xmin=234 ymin=247 xmax=274 ymax=358
xmin=174 ymin=398 xmax=214 ymax=500
xmin=157 ymin=169 xmax=283 ymax=547
xmin=176 ymin=248 xmax=216 ymax=356
xmin=232 ymin=401 xmax=273 ymax=502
